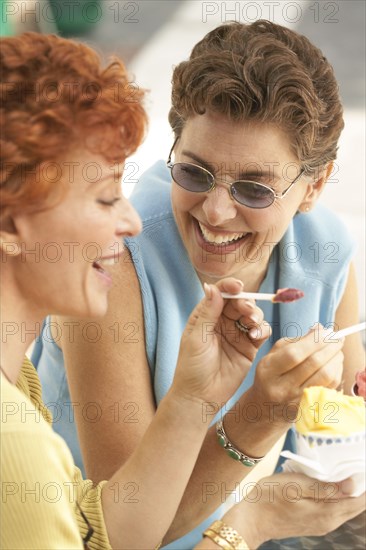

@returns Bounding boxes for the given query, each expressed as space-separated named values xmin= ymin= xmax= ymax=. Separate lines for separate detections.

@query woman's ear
xmin=299 ymin=162 xmax=334 ymax=213
xmin=0 ymin=215 xmax=21 ymax=257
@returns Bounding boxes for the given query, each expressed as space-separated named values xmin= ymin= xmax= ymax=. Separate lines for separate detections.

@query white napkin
xmin=281 ymin=431 xmax=366 ymax=497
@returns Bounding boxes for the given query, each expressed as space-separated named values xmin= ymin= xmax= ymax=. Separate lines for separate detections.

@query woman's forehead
xmin=179 ymin=114 xmax=296 ymax=166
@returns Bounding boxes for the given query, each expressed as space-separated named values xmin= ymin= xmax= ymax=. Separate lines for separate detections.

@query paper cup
xmin=281 ymin=430 xmax=366 ymax=497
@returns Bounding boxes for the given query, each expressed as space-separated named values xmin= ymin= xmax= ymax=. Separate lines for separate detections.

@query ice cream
xmin=296 ymin=386 xmax=365 ymax=436
xmin=354 ymin=369 xmax=366 ymax=398
xmin=272 ymin=288 xmax=304 ymax=303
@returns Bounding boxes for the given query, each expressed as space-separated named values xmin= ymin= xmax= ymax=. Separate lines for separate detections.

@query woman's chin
xmin=192 ymin=257 xmax=238 ymax=281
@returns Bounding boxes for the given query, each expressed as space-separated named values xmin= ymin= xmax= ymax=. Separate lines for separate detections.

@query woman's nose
xmin=115 ymin=197 xmax=142 ymax=237
xmin=201 ymin=184 xmax=237 ymax=226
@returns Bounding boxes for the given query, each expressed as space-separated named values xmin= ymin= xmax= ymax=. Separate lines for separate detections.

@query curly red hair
xmin=0 ymin=32 xmax=147 ymax=215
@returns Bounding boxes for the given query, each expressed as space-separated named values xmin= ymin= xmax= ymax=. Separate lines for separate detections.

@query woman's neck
xmin=0 ymin=273 xmax=42 ymax=384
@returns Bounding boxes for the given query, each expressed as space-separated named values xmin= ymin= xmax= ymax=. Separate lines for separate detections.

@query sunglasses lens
xmin=171 ymin=163 xmax=213 ymax=192
xmin=169 ymin=162 xmax=275 ymax=208
xmin=232 ymin=181 xmax=274 ymax=208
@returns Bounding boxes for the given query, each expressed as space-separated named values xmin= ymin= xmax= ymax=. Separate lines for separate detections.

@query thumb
xmin=182 ymin=283 xmax=224 ymax=339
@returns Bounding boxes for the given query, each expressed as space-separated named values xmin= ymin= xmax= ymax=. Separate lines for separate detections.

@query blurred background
xmin=2 ymin=0 xmax=365 ymax=321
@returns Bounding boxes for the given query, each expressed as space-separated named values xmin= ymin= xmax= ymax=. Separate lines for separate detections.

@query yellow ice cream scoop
xmin=296 ymin=386 xmax=365 ymax=436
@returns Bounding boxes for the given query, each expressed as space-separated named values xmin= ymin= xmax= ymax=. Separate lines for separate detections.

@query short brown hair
xmin=1 ymin=33 xmax=147 ymax=215
xmin=169 ymin=20 xmax=343 ymax=174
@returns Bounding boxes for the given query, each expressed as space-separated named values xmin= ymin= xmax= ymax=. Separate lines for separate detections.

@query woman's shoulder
xmin=1 ymin=357 xmax=53 ymax=429
xmin=293 ymin=203 xmax=354 ymax=248
xmin=125 ymin=161 xmax=186 ymax=266
xmin=280 ymin=203 xmax=356 ymax=285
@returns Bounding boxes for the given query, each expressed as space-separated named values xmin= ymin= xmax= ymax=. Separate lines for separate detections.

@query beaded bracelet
xmin=216 ymin=420 xmax=264 ymax=467
xmin=203 ymin=520 xmax=250 ymax=550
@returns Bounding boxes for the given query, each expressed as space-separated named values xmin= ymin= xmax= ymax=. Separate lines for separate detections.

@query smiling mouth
xmin=197 ymin=221 xmax=250 ymax=245
xmin=92 ymin=252 xmax=122 ymax=276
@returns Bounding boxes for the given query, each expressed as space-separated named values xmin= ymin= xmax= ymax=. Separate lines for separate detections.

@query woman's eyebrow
xmin=181 ymin=150 xmax=216 ymax=172
xmin=87 ymin=173 xmax=124 ymax=187
xmin=181 ymin=150 xmax=280 ymax=181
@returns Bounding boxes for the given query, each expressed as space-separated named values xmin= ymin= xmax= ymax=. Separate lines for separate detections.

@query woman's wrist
xmin=163 ymin=388 xmax=209 ymax=433
xmin=243 ymin=385 xmax=291 ymax=427
xmin=222 ymin=388 xmax=288 ymax=458
xmin=221 ymin=502 xmax=264 ymax=549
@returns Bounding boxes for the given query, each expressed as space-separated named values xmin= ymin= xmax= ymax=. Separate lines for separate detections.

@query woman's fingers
xmin=221 ymin=305 xmax=270 ymax=354
xmin=212 ymin=278 xmax=270 ymax=349
xmin=212 ymin=278 xmax=258 ymax=322
xmin=254 ymin=328 xmax=345 ymax=406
xmin=300 ymin=350 xmax=344 ymax=389
xmin=214 ymin=277 xmax=244 ymax=297
xmin=268 ymin=327 xmax=344 ymax=376
xmin=181 ymin=283 xmax=224 ymax=341
xmin=275 ymin=473 xmax=347 ymax=499
xmin=223 ymin=297 xmax=258 ymax=320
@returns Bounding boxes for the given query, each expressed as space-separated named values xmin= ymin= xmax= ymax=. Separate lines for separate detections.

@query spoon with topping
xmin=221 ymin=287 xmax=305 ymax=303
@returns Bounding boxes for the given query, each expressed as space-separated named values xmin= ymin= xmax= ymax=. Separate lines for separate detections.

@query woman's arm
xmin=100 ymin=279 xmax=272 ymax=549
xmin=59 ymin=249 xmax=156 ymax=482
xmin=334 ymin=262 xmax=365 ymax=394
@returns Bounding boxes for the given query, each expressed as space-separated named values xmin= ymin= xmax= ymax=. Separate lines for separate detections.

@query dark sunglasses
xmin=167 ymin=139 xmax=304 ymax=209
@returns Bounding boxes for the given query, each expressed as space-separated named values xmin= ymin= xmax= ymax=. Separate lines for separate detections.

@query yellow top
xmin=296 ymin=386 xmax=366 ymax=436
xmin=0 ymin=357 xmax=111 ymax=549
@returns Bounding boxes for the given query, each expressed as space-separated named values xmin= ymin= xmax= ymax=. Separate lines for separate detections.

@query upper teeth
xmin=100 ymin=257 xmax=116 ymax=266
xmin=198 ymin=222 xmax=247 ymax=244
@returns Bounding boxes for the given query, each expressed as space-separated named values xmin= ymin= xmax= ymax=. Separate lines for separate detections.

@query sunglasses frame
xmin=167 ymin=138 xmax=304 ymax=209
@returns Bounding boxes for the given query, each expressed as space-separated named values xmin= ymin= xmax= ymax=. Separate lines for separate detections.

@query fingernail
xmin=244 ymin=300 xmax=255 ymax=310
xmin=249 ymin=314 xmax=260 ymax=324
xmin=249 ymin=327 xmax=261 ymax=339
xmin=203 ymin=282 xmax=212 ymax=300
xmin=234 ymin=279 xmax=244 ymax=289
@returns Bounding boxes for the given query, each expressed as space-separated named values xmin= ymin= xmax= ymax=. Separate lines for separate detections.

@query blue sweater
xmin=34 ymin=160 xmax=355 ymax=549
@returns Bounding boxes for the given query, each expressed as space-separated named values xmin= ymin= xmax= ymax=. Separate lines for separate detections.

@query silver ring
xmin=235 ymin=319 xmax=250 ymax=333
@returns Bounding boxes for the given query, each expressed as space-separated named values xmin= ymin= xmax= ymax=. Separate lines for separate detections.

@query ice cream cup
xmin=281 ymin=386 xmax=366 ymax=497
xmin=281 ymin=430 xmax=366 ymax=496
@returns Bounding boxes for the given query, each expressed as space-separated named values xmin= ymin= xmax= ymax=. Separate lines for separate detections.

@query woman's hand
xmin=171 ymin=278 xmax=271 ymax=406
xmin=220 ymin=473 xmax=366 ymax=549
xmin=248 ymin=325 xmax=345 ymax=424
